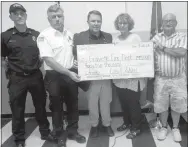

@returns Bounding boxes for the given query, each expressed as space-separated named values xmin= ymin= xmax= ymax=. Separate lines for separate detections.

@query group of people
xmin=1 ymin=3 xmax=187 ymax=147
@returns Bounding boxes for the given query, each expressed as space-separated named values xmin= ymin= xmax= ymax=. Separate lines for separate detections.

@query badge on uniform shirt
xmin=67 ymin=35 xmax=73 ymax=45
xmin=68 ymin=36 xmax=72 ymax=41
xmin=32 ymin=36 xmax=36 ymax=42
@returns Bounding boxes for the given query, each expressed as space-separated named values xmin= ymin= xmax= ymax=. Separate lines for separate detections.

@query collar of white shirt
xmin=159 ymin=31 xmax=178 ymax=38
xmin=50 ymin=27 xmax=68 ymax=37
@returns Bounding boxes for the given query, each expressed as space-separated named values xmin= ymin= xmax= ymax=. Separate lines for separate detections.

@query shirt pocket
xmin=7 ymin=42 xmax=23 ymax=56
xmin=22 ymin=45 xmax=39 ymax=65
xmin=50 ymin=39 xmax=64 ymax=53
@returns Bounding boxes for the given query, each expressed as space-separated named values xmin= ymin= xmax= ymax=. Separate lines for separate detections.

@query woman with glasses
xmin=113 ymin=13 xmax=146 ymax=139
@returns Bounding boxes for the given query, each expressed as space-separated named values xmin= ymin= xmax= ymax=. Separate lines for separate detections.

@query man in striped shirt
xmin=152 ymin=13 xmax=187 ymax=142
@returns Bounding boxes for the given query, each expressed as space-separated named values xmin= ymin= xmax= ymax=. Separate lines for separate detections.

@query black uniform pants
xmin=115 ymin=84 xmax=143 ymax=130
xmin=8 ymin=70 xmax=50 ymax=144
xmin=45 ymin=70 xmax=79 ymax=136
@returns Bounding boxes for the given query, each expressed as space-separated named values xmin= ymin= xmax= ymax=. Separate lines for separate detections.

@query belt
xmin=11 ymin=69 xmax=40 ymax=77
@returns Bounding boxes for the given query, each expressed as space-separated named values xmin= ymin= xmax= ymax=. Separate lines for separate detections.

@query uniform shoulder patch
xmin=2 ymin=28 xmax=14 ymax=40
xmin=38 ymin=36 xmax=45 ymax=42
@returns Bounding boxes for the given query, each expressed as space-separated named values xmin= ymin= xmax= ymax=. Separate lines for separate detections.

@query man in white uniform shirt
xmin=37 ymin=4 xmax=86 ymax=147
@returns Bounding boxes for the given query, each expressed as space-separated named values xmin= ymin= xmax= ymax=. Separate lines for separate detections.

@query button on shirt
xmin=37 ymin=27 xmax=74 ymax=70
xmin=1 ymin=27 xmax=41 ymax=73
xmin=89 ymin=31 xmax=109 ymax=44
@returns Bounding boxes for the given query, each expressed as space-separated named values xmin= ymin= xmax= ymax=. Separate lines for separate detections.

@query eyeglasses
xmin=163 ymin=20 xmax=176 ymax=24
xmin=118 ymin=22 xmax=128 ymax=25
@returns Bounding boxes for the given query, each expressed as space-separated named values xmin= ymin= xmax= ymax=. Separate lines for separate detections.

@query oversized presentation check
xmin=77 ymin=42 xmax=154 ymax=81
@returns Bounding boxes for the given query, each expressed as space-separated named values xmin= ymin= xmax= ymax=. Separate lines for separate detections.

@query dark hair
xmin=87 ymin=10 xmax=102 ymax=21
xmin=114 ymin=13 xmax=134 ymax=31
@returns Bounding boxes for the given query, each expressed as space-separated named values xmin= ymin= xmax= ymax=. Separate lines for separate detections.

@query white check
xmin=77 ymin=42 xmax=154 ymax=81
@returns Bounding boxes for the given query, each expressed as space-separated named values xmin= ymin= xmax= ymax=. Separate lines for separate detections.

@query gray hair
xmin=163 ymin=13 xmax=176 ymax=21
xmin=47 ymin=4 xmax=63 ymax=16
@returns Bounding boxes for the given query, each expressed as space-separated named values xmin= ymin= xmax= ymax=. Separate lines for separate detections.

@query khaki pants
xmin=87 ymin=80 xmax=112 ymax=127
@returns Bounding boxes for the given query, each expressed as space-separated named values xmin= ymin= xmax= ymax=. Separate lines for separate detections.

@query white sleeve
xmin=134 ymin=34 xmax=142 ymax=43
xmin=179 ymin=34 xmax=187 ymax=49
xmin=132 ymin=34 xmax=142 ymax=43
xmin=37 ymin=35 xmax=53 ymax=58
xmin=151 ymin=34 xmax=160 ymax=43
xmin=66 ymin=30 xmax=74 ymax=47
xmin=151 ymin=34 xmax=161 ymax=50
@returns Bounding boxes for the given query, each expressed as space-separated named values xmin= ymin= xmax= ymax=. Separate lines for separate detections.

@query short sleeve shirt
xmin=1 ymin=27 xmax=41 ymax=72
xmin=37 ymin=27 xmax=74 ymax=70
xmin=152 ymin=31 xmax=187 ymax=77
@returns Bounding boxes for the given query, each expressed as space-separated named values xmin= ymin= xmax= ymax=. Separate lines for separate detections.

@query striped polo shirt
xmin=152 ymin=31 xmax=187 ymax=77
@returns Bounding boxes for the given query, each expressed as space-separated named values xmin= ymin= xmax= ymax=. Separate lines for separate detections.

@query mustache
xmin=17 ymin=18 xmax=24 ymax=20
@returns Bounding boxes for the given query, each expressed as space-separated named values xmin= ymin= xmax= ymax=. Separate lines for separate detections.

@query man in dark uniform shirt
xmin=1 ymin=3 xmax=54 ymax=147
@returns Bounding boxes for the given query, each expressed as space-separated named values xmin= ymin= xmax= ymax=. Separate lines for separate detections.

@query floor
xmin=1 ymin=113 xmax=187 ymax=147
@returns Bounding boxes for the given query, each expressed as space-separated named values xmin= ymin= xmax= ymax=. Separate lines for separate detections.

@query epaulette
xmin=2 ymin=28 xmax=14 ymax=37
xmin=1 ymin=28 xmax=14 ymax=44
xmin=6 ymin=28 xmax=14 ymax=32
xmin=27 ymin=28 xmax=39 ymax=35
xmin=27 ymin=28 xmax=35 ymax=32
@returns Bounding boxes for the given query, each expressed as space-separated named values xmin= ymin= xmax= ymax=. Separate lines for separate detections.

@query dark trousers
xmin=115 ymin=85 xmax=143 ymax=130
xmin=8 ymin=71 xmax=50 ymax=144
xmin=45 ymin=70 xmax=79 ymax=136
